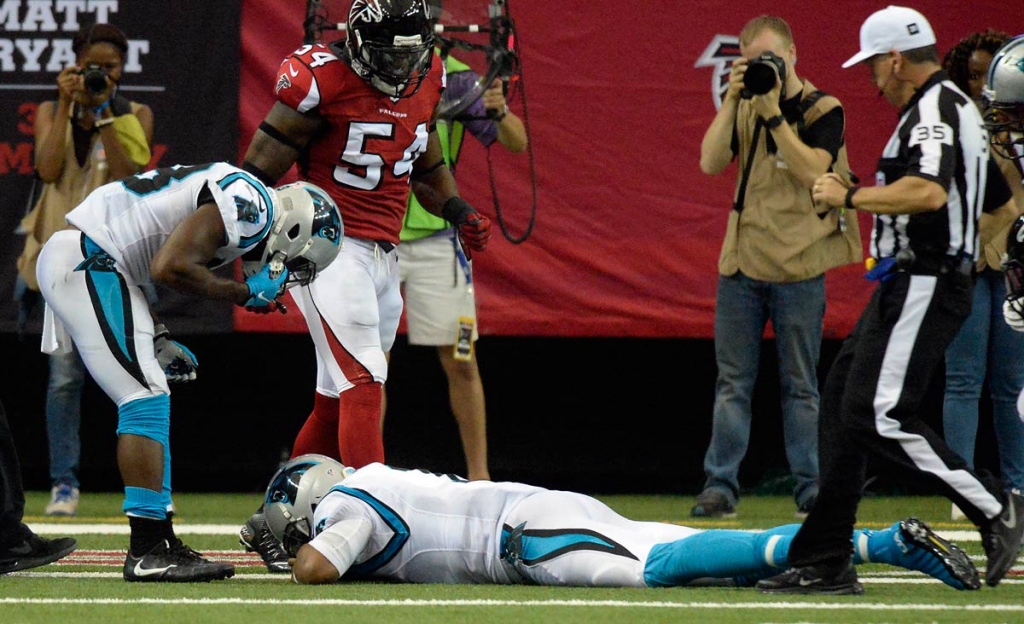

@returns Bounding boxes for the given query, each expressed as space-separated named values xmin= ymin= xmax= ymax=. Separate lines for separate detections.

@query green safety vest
xmin=400 ymin=54 xmax=473 ymax=242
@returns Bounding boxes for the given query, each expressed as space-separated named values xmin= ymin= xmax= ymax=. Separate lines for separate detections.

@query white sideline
xmin=0 ymin=596 xmax=1023 ymax=609
xmin=27 ymin=523 xmax=242 ymax=535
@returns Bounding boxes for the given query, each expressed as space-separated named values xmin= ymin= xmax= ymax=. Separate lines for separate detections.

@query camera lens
xmin=82 ymin=67 xmax=107 ymax=95
xmin=743 ymin=62 xmax=777 ymax=96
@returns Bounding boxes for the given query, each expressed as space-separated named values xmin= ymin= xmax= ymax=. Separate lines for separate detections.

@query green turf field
xmin=4 ymin=491 xmax=1022 ymax=624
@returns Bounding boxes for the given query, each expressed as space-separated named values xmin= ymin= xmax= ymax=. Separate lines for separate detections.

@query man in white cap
xmin=754 ymin=6 xmax=1024 ymax=595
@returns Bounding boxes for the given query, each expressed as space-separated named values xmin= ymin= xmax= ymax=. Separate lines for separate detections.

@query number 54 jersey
xmin=274 ymin=43 xmax=446 ymax=245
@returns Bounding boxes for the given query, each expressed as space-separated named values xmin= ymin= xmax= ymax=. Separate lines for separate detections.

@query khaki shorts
xmin=398 ymin=230 xmax=479 ymax=346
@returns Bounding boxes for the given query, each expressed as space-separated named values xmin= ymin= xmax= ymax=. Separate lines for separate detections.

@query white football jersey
xmin=66 ymin=162 xmax=275 ymax=284
xmin=310 ymin=463 xmax=546 ymax=584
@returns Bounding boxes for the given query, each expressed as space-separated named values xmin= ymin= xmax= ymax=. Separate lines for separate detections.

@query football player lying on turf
xmin=259 ymin=455 xmax=980 ymax=589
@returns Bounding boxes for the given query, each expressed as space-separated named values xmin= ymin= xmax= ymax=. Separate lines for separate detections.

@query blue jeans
xmin=943 ymin=268 xmax=1024 ymax=491
xmin=703 ymin=272 xmax=823 ymax=506
xmin=46 ymin=346 xmax=84 ymax=488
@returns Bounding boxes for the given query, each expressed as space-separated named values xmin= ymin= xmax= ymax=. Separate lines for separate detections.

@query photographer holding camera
xmin=693 ymin=15 xmax=861 ymax=520
xmin=15 ymin=22 xmax=153 ymax=517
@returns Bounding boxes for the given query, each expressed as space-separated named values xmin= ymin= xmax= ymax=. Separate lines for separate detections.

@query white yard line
xmin=26 ymin=523 xmax=241 ymax=535
xmin=0 ymin=596 xmax=1023 ymax=610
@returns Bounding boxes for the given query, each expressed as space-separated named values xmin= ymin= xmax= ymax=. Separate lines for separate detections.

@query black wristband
xmin=845 ymin=186 xmax=860 ymax=210
xmin=410 ymin=159 xmax=444 ymax=180
xmin=441 ymin=196 xmax=473 ymax=225
xmin=242 ymin=161 xmax=277 ymax=187
xmin=765 ymin=114 xmax=785 ymax=130
xmin=258 ymin=121 xmax=306 ymax=153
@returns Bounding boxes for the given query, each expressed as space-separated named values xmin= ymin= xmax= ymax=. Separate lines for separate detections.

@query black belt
xmin=375 ymin=240 xmax=395 ymax=253
xmin=895 ymin=249 xmax=973 ymax=276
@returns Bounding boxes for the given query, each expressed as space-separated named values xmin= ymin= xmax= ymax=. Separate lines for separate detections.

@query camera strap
xmin=732 ymin=117 xmax=764 ymax=213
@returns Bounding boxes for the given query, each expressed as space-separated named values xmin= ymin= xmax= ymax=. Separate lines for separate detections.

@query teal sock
xmin=123 ymin=486 xmax=165 ymax=520
xmin=644 ymin=525 xmax=800 ymax=587
xmin=162 ymin=438 xmax=173 ymax=513
xmin=853 ymin=521 xmax=900 ymax=565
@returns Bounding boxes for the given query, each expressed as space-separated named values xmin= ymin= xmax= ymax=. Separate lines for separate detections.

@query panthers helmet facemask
xmin=242 ymin=181 xmax=343 ymax=288
xmin=983 ymin=35 xmax=1024 ymax=162
xmin=1004 ymin=215 xmax=1024 ymax=306
xmin=263 ymin=454 xmax=354 ymax=557
xmin=346 ymin=0 xmax=434 ymax=98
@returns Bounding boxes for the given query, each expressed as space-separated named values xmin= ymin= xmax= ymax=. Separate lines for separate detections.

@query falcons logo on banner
xmin=694 ymin=35 xmax=741 ymax=111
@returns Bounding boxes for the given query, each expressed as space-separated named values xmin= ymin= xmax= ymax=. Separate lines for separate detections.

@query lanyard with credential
xmin=452 ymin=232 xmax=475 ymax=361
xmin=452 ymin=231 xmax=474 ymax=294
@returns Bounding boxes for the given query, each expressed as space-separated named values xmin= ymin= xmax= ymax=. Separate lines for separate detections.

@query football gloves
xmin=153 ymin=324 xmax=198 ymax=383
xmin=245 ymin=263 xmax=289 ymax=312
xmin=442 ymin=196 xmax=491 ymax=260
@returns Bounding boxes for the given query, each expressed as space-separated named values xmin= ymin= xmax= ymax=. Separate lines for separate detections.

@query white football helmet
xmin=983 ymin=35 xmax=1024 ymax=162
xmin=242 ymin=181 xmax=343 ymax=287
xmin=263 ymin=454 xmax=354 ymax=556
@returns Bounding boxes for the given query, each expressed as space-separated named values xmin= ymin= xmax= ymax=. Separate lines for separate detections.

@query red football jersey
xmin=274 ymin=43 xmax=445 ymax=244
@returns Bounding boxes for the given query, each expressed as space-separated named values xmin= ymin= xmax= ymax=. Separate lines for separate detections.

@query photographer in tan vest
xmin=693 ymin=14 xmax=861 ymax=520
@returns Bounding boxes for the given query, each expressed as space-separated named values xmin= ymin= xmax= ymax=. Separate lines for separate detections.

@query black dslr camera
xmin=80 ymin=63 xmax=108 ymax=95
xmin=741 ymin=51 xmax=786 ymax=99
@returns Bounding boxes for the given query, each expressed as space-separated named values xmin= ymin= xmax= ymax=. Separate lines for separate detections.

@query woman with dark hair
xmin=941 ymin=27 xmax=1024 ymax=521
xmin=15 ymin=22 xmax=154 ymax=517
xmin=943 ymin=29 xmax=1009 ymax=99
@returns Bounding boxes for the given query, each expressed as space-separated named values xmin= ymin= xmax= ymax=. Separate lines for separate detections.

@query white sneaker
xmin=951 ymin=502 xmax=966 ymax=521
xmin=45 ymin=484 xmax=80 ymax=516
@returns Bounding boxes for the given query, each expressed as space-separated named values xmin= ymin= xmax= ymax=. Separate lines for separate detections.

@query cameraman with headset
xmin=694 ymin=15 xmax=861 ymax=520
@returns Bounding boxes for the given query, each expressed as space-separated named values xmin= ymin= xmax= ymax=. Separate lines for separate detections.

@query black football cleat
xmin=123 ymin=539 xmax=234 ymax=583
xmin=239 ymin=511 xmax=291 ymax=573
xmin=897 ymin=517 xmax=980 ymax=590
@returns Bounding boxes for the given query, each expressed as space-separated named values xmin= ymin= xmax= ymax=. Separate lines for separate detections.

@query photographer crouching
xmin=15 ymin=22 xmax=153 ymax=518
xmin=691 ymin=15 xmax=861 ymax=520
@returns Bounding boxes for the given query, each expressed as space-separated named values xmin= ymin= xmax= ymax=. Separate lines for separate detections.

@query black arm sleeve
xmin=800 ymin=107 xmax=844 ymax=162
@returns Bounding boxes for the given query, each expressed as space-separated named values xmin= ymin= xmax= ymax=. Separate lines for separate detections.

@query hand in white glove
xmin=1003 ymin=298 xmax=1024 ymax=333
xmin=154 ymin=324 xmax=198 ymax=382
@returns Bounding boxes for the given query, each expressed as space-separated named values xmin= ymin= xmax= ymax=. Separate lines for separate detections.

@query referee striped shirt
xmin=871 ymin=70 xmax=1002 ymax=262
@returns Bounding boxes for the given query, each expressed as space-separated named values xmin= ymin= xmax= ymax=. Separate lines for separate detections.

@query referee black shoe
xmin=981 ymin=491 xmax=1024 ymax=587
xmin=756 ymin=560 xmax=864 ymax=595
xmin=239 ymin=511 xmax=291 ymax=573
xmin=0 ymin=533 xmax=77 ymax=574
xmin=123 ymin=539 xmax=235 ymax=583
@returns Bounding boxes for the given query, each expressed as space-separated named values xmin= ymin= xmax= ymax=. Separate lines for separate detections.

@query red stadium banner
xmin=235 ymin=0 xmax=1024 ymax=339
xmin=2 ymin=1 xmax=1018 ymax=339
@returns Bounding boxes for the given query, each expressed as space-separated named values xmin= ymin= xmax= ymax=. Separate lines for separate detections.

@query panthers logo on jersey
xmin=235 ymin=195 xmax=262 ymax=224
